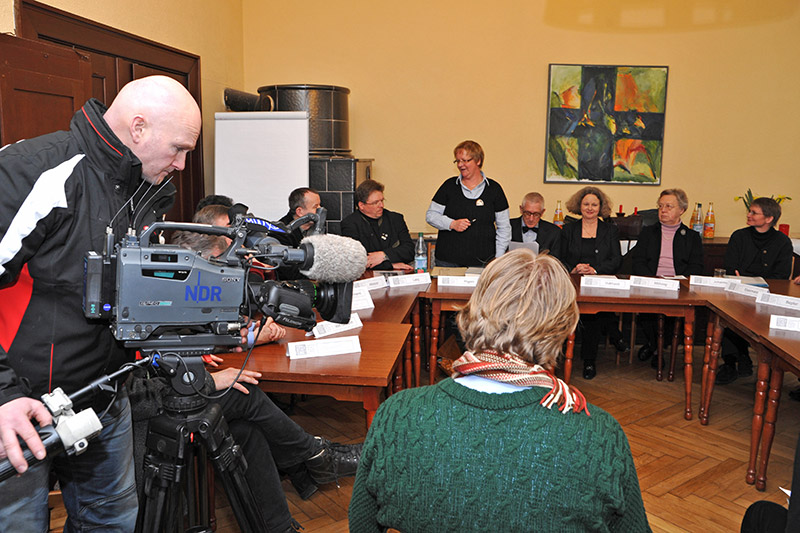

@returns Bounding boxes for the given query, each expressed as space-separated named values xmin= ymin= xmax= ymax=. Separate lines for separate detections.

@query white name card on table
xmin=287 ymin=335 xmax=362 ymax=359
xmin=580 ymin=275 xmax=631 ymax=291
xmin=725 ymin=282 xmax=769 ymax=298
xmin=350 ymin=287 xmax=374 ymax=311
xmin=769 ymin=315 xmax=800 ymax=333
xmin=756 ymin=291 xmax=800 ymax=311
xmin=312 ymin=313 xmax=363 ymax=338
xmin=437 ymin=275 xmax=479 ymax=287
xmin=630 ymin=276 xmax=680 ymax=291
xmin=353 ymin=276 xmax=388 ymax=291
xmin=387 ymin=272 xmax=431 ymax=287
xmin=690 ymin=275 xmax=740 ymax=288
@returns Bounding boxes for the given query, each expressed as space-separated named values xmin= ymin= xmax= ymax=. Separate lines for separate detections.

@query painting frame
xmin=544 ymin=63 xmax=668 ymax=185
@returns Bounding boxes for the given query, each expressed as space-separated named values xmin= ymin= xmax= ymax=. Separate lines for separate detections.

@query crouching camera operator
xmin=127 ymin=229 xmax=362 ymax=533
xmin=0 ymin=76 xmax=201 ymax=531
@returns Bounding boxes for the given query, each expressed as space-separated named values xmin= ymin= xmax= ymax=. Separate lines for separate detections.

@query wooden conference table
xmin=697 ymin=280 xmax=800 ymax=490
xmin=420 ymin=276 xmax=705 ymax=420
xmin=222 ymin=321 xmax=411 ymax=427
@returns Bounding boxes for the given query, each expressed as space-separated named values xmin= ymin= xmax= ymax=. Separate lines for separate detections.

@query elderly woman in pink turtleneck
xmin=631 ymin=188 xmax=704 ymax=363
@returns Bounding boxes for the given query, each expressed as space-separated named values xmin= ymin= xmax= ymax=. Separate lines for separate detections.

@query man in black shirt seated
xmin=509 ymin=192 xmax=562 ymax=259
xmin=340 ymin=180 xmax=414 ymax=270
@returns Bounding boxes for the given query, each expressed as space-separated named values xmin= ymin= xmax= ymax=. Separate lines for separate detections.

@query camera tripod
xmin=136 ymin=354 xmax=267 ymax=533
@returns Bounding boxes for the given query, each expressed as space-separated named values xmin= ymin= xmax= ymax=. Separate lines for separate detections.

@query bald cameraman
xmin=0 ymin=76 xmax=201 ymax=531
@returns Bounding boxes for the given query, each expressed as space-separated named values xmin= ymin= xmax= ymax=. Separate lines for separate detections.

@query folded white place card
xmin=580 ymin=275 xmax=631 ymax=290
xmin=312 ymin=313 xmax=363 ymax=338
xmin=388 ymin=272 xmax=431 ymax=287
xmin=769 ymin=315 xmax=800 ymax=333
xmin=437 ymin=275 xmax=479 ymax=287
xmin=690 ymin=275 xmax=740 ymax=288
xmin=757 ymin=291 xmax=800 ymax=311
xmin=350 ymin=288 xmax=374 ymax=311
xmin=630 ymin=276 xmax=680 ymax=291
xmin=287 ymin=335 xmax=362 ymax=359
xmin=725 ymin=282 xmax=769 ymax=298
xmin=353 ymin=276 xmax=388 ymax=291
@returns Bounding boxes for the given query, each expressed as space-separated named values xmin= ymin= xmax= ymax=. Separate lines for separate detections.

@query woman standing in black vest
xmin=425 ymin=140 xmax=511 ymax=267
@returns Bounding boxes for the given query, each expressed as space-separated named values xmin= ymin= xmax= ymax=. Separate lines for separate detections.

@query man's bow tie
xmin=522 ymin=226 xmax=538 ymax=234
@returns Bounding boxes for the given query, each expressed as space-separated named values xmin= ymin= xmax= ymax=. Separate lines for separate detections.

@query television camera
xmin=83 ymin=208 xmax=367 ymax=356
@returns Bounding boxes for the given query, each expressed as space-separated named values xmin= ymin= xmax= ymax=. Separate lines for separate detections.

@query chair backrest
xmin=611 ymin=215 xmax=644 ymax=240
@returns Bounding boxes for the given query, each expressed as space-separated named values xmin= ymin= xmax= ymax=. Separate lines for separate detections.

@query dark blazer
xmin=631 ymin=223 xmax=704 ymax=277
xmin=509 ymin=217 xmax=562 ymax=259
xmin=560 ymin=219 xmax=622 ymax=274
xmin=340 ymin=208 xmax=414 ymax=270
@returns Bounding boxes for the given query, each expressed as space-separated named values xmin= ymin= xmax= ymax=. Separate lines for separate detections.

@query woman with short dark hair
xmin=717 ymin=197 xmax=793 ymax=385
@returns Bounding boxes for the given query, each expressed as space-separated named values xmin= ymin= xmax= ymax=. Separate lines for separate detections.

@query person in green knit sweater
xmin=349 ymin=250 xmax=651 ymax=532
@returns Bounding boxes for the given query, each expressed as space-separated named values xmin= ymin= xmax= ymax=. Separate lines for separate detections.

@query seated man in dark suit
xmin=340 ymin=180 xmax=414 ymax=270
xmin=278 ymin=187 xmax=321 ymax=247
xmin=509 ymin=192 xmax=562 ymax=258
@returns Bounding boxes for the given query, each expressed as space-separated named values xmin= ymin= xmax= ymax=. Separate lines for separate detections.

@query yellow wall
xmin=2 ymin=1 xmax=799 ymax=237
xmin=0 ymin=0 xmax=245 ymax=191
xmin=242 ymin=0 xmax=800 ymax=237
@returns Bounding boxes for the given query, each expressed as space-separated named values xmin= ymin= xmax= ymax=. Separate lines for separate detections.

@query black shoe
xmin=287 ymin=467 xmax=318 ymax=500
xmin=583 ymin=363 xmax=597 ymax=380
xmin=789 ymin=387 xmax=800 ymax=402
xmin=715 ymin=363 xmax=738 ymax=385
xmin=613 ymin=338 xmax=630 ymax=353
xmin=651 ymin=353 xmax=666 ymax=369
xmin=738 ymin=364 xmax=753 ymax=378
xmin=637 ymin=345 xmax=654 ymax=361
xmin=278 ymin=518 xmax=305 ymax=533
xmin=305 ymin=438 xmax=362 ymax=485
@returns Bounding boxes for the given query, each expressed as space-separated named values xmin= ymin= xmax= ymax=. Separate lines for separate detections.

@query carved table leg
xmin=699 ymin=316 xmax=715 ymax=419
xmin=668 ymin=318 xmax=681 ymax=382
xmin=747 ymin=347 xmax=772 ymax=485
xmin=700 ymin=316 xmax=723 ymax=425
xmin=564 ymin=332 xmax=575 ymax=385
xmin=683 ymin=312 xmax=694 ymax=421
xmin=412 ymin=299 xmax=421 ymax=387
xmin=430 ymin=300 xmax=441 ymax=385
xmin=656 ymin=314 xmax=665 ymax=381
xmin=756 ymin=365 xmax=784 ymax=491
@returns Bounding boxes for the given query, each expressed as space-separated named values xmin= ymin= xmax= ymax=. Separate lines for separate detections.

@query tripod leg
xmin=206 ymin=431 xmax=267 ymax=533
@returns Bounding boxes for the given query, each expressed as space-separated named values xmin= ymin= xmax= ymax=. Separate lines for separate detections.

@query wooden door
xmin=0 ymin=33 xmax=92 ymax=145
xmin=18 ymin=0 xmax=205 ymax=222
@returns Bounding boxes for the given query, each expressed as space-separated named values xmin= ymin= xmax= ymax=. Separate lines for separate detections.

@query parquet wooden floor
xmin=49 ymin=342 xmax=800 ymax=532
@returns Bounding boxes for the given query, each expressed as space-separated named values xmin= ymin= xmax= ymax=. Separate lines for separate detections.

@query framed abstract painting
xmin=544 ymin=64 xmax=668 ymax=185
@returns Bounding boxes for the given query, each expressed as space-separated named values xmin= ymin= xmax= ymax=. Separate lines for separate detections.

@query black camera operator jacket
xmin=0 ymin=98 xmax=175 ymax=408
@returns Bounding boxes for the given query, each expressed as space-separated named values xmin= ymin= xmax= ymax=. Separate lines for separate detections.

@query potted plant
xmin=734 ymin=189 xmax=791 ymax=210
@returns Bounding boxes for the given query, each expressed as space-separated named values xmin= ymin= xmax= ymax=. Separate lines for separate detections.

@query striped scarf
xmin=451 ymin=349 xmax=589 ymax=415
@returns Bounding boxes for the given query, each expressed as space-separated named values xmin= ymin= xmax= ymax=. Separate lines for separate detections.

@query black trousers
xmin=579 ymin=313 xmax=622 ymax=362
xmin=219 ymin=384 xmax=319 ymax=531
xmin=721 ymin=329 xmax=752 ymax=368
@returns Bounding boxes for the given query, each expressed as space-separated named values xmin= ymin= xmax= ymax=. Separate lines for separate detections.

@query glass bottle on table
xmin=553 ymin=200 xmax=564 ymax=228
xmin=692 ymin=203 xmax=703 ymax=234
xmin=703 ymin=202 xmax=715 ymax=239
xmin=414 ymin=232 xmax=427 ymax=272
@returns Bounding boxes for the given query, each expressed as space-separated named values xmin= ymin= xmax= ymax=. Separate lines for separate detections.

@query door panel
xmin=19 ymin=0 xmax=204 ymax=222
xmin=0 ymin=33 xmax=91 ymax=144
